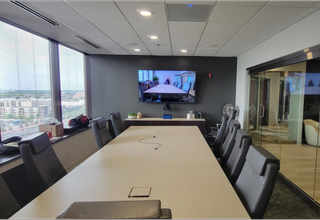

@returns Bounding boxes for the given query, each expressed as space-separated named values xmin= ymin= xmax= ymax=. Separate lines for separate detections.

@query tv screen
xmin=138 ymin=70 xmax=196 ymax=103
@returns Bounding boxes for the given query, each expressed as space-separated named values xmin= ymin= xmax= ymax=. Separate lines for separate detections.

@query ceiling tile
xmin=194 ymin=48 xmax=218 ymax=56
xmin=149 ymin=47 xmax=172 ymax=54
xmin=238 ymin=22 xmax=283 ymax=36
xmin=138 ymin=32 xmax=170 ymax=43
xmin=197 ymin=42 xmax=221 ymax=49
xmin=116 ymin=2 xmax=166 ymax=22
xmin=252 ymin=6 xmax=310 ymax=24
xmin=170 ymin=32 xmax=203 ymax=42
xmin=287 ymin=8 xmax=320 ymax=25
xmin=92 ymin=39 xmax=122 ymax=48
xmin=216 ymin=1 xmax=267 ymax=6
xmin=171 ymin=41 xmax=198 ymax=49
xmin=229 ymin=34 xmax=266 ymax=43
xmin=166 ymin=1 xmax=216 ymax=5
xmin=218 ymin=42 xmax=253 ymax=53
xmin=130 ymin=21 xmax=168 ymax=33
xmin=205 ymin=22 xmax=244 ymax=35
xmin=169 ymin=21 xmax=206 ymax=33
xmin=266 ymin=1 xmax=320 ymax=8
xmin=173 ymin=51 xmax=195 ymax=56
xmin=199 ymin=34 xmax=230 ymax=45
xmin=209 ymin=5 xmax=262 ymax=23
xmin=144 ymin=41 xmax=171 ymax=48
xmin=66 ymin=1 xmax=126 ymax=20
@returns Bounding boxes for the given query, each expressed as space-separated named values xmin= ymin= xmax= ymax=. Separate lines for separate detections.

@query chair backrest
xmin=0 ymin=175 xmax=20 ymax=218
xmin=110 ymin=111 xmax=126 ymax=136
xmin=234 ymin=145 xmax=280 ymax=219
xmin=177 ymin=82 xmax=181 ymax=89
xmin=223 ymin=109 xmax=237 ymax=141
xmin=223 ymin=129 xmax=251 ymax=185
xmin=173 ymin=82 xmax=177 ymax=87
xmin=56 ymin=200 xmax=172 ymax=219
xmin=212 ymin=114 xmax=228 ymax=157
xmin=19 ymin=132 xmax=67 ymax=195
xmin=182 ymin=82 xmax=191 ymax=94
xmin=219 ymin=120 xmax=241 ymax=168
xmin=138 ymin=82 xmax=148 ymax=102
xmin=92 ymin=117 xmax=113 ymax=149
xmin=106 ymin=119 xmax=116 ymax=139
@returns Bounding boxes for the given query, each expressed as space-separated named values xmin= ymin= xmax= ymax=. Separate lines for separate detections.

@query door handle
xmin=259 ymin=104 xmax=265 ymax=118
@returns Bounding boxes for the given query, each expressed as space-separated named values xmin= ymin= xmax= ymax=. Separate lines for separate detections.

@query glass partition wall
xmin=248 ymin=60 xmax=320 ymax=203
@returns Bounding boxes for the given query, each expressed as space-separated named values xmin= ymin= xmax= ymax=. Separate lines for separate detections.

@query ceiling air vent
xmin=72 ymin=35 xmax=101 ymax=49
xmin=10 ymin=1 xmax=60 ymax=26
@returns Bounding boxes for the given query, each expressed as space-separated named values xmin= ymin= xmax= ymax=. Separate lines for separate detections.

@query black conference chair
xmin=138 ymin=82 xmax=152 ymax=102
xmin=19 ymin=132 xmax=67 ymax=195
xmin=223 ymin=129 xmax=251 ymax=185
xmin=207 ymin=114 xmax=228 ymax=157
xmin=92 ymin=117 xmax=113 ymax=149
xmin=110 ymin=111 xmax=126 ymax=137
xmin=0 ymin=176 xmax=20 ymax=218
xmin=176 ymin=82 xmax=181 ymax=89
xmin=179 ymin=82 xmax=192 ymax=102
xmin=234 ymin=145 xmax=280 ymax=219
xmin=222 ymin=109 xmax=237 ymax=142
xmin=219 ymin=120 xmax=241 ymax=169
xmin=56 ymin=200 xmax=172 ymax=219
xmin=106 ymin=119 xmax=116 ymax=139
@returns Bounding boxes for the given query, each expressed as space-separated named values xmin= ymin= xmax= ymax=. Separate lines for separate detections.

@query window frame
xmin=0 ymin=19 xmax=90 ymax=141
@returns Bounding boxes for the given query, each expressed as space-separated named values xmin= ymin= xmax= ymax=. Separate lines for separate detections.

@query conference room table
xmin=144 ymin=85 xmax=187 ymax=94
xmin=11 ymin=126 xmax=250 ymax=219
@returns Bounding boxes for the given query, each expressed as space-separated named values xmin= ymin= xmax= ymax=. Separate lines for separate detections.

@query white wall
xmin=236 ymin=9 xmax=320 ymax=128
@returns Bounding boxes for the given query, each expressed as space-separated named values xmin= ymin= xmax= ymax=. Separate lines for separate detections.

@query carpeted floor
xmin=264 ymin=177 xmax=320 ymax=219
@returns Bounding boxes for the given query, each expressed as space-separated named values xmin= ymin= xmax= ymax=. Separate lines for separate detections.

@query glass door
xmin=249 ymin=72 xmax=268 ymax=146
xmin=249 ymin=72 xmax=281 ymax=158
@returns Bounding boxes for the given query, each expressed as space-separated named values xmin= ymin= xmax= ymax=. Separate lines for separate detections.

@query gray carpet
xmin=264 ymin=177 xmax=320 ymax=219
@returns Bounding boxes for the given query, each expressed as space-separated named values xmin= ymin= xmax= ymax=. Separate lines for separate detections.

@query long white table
xmin=11 ymin=126 xmax=249 ymax=219
xmin=144 ymin=85 xmax=186 ymax=94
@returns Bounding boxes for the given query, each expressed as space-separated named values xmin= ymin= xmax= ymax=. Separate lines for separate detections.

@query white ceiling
xmin=0 ymin=0 xmax=319 ymax=57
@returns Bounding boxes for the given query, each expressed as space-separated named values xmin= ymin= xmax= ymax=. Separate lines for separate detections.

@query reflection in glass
xmin=248 ymin=60 xmax=320 ymax=203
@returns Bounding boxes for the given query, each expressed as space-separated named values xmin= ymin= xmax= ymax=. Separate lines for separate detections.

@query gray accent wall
xmin=89 ymin=55 xmax=237 ymax=133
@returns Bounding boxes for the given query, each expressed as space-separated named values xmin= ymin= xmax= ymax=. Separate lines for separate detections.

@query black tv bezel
xmin=137 ymin=69 xmax=197 ymax=104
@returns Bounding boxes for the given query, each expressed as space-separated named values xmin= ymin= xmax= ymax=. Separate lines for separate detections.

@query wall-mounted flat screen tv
xmin=138 ymin=70 xmax=196 ymax=103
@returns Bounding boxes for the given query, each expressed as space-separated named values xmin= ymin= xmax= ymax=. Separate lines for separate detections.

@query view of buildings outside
xmin=0 ymin=21 xmax=52 ymax=140
xmin=0 ymin=21 xmax=85 ymax=140
xmin=59 ymin=45 xmax=85 ymax=123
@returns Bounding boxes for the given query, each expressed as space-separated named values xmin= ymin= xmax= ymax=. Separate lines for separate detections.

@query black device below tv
xmin=138 ymin=70 xmax=196 ymax=103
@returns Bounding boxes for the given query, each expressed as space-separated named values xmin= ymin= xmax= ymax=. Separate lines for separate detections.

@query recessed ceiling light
xmin=149 ymin=35 xmax=159 ymax=39
xmin=140 ymin=10 xmax=152 ymax=16
xmin=134 ymin=49 xmax=141 ymax=52
xmin=181 ymin=49 xmax=187 ymax=53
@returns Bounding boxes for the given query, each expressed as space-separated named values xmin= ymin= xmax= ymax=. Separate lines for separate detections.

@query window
xmin=138 ymin=70 xmax=153 ymax=82
xmin=58 ymin=45 xmax=85 ymax=123
xmin=0 ymin=21 xmax=52 ymax=140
